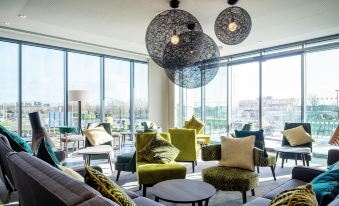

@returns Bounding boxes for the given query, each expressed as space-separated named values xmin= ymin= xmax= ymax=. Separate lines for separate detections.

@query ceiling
xmin=0 ymin=0 xmax=339 ymax=57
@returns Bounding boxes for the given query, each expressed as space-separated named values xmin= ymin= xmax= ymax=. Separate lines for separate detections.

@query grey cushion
xmin=263 ymin=179 xmax=307 ymax=200
xmin=243 ymin=197 xmax=271 ymax=206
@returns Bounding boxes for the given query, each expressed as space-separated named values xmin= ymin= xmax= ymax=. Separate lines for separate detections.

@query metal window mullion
xmin=130 ymin=61 xmax=135 ymax=132
xmin=201 ymin=86 xmax=205 ymax=123
xmin=100 ymin=57 xmax=105 ymax=122
xmin=226 ymin=65 xmax=230 ymax=135
xmin=301 ymin=49 xmax=306 ymax=122
xmin=64 ymin=51 xmax=69 ymax=126
xmin=259 ymin=60 xmax=263 ymax=129
xmin=18 ymin=44 xmax=22 ymax=135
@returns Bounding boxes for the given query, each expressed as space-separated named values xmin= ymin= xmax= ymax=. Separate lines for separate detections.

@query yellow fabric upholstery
xmin=169 ymin=128 xmax=199 ymax=162
xmin=184 ymin=121 xmax=211 ymax=144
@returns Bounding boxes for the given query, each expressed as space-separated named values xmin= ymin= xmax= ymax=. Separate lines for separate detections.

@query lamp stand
xmin=78 ymin=101 xmax=82 ymax=135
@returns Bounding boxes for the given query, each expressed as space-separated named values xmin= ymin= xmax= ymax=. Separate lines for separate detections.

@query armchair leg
xmin=251 ymin=189 xmax=255 ymax=196
xmin=256 ymin=166 xmax=259 ymax=173
xmin=192 ymin=161 xmax=195 ymax=173
xmin=116 ymin=170 xmax=121 ymax=181
xmin=306 ymin=160 xmax=309 ymax=167
xmin=270 ymin=165 xmax=276 ymax=181
xmin=241 ymin=191 xmax=247 ymax=204
xmin=142 ymin=185 xmax=147 ymax=197
xmin=281 ymin=158 xmax=285 ymax=168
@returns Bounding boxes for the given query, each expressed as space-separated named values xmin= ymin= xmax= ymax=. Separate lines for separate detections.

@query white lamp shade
xmin=68 ymin=90 xmax=90 ymax=102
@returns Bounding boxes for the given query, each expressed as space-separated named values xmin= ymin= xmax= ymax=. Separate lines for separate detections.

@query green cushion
xmin=0 ymin=125 xmax=32 ymax=153
xmin=137 ymin=161 xmax=186 ymax=185
xmin=311 ymin=161 xmax=339 ymax=206
xmin=140 ymin=134 xmax=179 ymax=164
xmin=36 ymin=138 xmax=59 ymax=167
xmin=85 ymin=166 xmax=136 ymax=206
xmin=202 ymin=166 xmax=258 ymax=191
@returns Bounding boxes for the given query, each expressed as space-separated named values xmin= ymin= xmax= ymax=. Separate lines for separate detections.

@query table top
xmin=77 ymin=145 xmax=113 ymax=155
xmin=152 ymin=179 xmax=216 ymax=203
xmin=275 ymin=146 xmax=311 ymax=154
xmin=60 ymin=135 xmax=85 ymax=141
xmin=120 ymin=131 xmax=136 ymax=135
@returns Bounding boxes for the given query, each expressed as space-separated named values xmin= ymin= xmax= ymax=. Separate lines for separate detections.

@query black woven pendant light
xmin=145 ymin=8 xmax=203 ymax=67
xmin=215 ymin=0 xmax=251 ymax=45
xmin=163 ymin=31 xmax=220 ymax=88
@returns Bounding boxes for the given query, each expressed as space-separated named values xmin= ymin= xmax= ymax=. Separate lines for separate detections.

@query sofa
xmin=6 ymin=151 xmax=163 ymax=206
xmin=244 ymin=149 xmax=339 ymax=206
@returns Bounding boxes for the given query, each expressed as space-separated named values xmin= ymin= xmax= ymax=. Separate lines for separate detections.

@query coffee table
xmin=152 ymin=179 xmax=216 ymax=206
xmin=275 ymin=146 xmax=311 ymax=168
xmin=77 ymin=145 xmax=114 ymax=173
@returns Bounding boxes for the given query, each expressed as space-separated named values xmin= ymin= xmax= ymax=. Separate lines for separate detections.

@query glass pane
xmin=134 ymin=62 xmax=148 ymax=131
xmin=205 ymin=67 xmax=227 ymax=142
xmin=104 ymin=58 xmax=130 ymax=132
xmin=183 ymin=88 xmax=201 ymax=121
xmin=0 ymin=42 xmax=19 ymax=133
xmin=230 ymin=62 xmax=260 ymax=131
xmin=68 ymin=52 xmax=101 ymax=129
xmin=306 ymin=49 xmax=339 ymax=155
xmin=175 ymin=85 xmax=181 ymax=127
xmin=262 ymin=56 xmax=301 ymax=146
xmin=22 ymin=45 xmax=64 ymax=136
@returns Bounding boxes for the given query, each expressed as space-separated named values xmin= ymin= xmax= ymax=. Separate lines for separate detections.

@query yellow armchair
xmin=184 ymin=121 xmax=211 ymax=145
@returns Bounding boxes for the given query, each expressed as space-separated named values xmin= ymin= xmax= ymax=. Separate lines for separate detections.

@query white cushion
xmin=83 ymin=126 xmax=112 ymax=146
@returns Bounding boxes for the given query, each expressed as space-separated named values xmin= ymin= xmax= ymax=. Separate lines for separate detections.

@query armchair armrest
xmin=292 ymin=166 xmax=325 ymax=183
xmin=201 ymin=144 xmax=221 ymax=161
xmin=253 ymin=147 xmax=268 ymax=166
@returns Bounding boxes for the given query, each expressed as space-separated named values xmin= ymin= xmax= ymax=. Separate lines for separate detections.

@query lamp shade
xmin=68 ymin=90 xmax=90 ymax=102
xmin=329 ymin=124 xmax=339 ymax=146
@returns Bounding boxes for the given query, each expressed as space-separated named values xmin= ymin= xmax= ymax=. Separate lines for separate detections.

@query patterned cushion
xmin=270 ymin=184 xmax=318 ymax=206
xmin=202 ymin=166 xmax=258 ymax=191
xmin=282 ymin=125 xmax=314 ymax=146
xmin=254 ymin=151 xmax=276 ymax=167
xmin=139 ymin=134 xmax=179 ymax=164
xmin=0 ymin=125 xmax=32 ymax=153
xmin=83 ymin=125 xmax=113 ymax=146
xmin=58 ymin=165 xmax=84 ymax=182
xmin=85 ymin=166 xmax=136 ymax=206
xmin=36 ymin=138 xmax=59 ymax=167
xmin=184 ymin=115 xmax=204 ymax=134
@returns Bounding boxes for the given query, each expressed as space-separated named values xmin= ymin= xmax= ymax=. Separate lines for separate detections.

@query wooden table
xmin=152 ymin=179 xmax=216 ymax=206
xmin=77 ymin=145 xmax=114 ymax=173
xmin=275 ymin=146 xmax=311 ymax=168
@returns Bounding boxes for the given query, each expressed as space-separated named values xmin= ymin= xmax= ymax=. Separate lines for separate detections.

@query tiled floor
xmin=0 ymin=139 xmax=329 ymax=206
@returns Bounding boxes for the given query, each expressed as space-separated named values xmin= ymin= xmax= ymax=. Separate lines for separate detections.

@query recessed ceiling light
xmin=18 ymin=14 xmax=27 ymax=19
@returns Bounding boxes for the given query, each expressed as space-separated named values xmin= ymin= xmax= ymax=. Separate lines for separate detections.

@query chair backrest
xmin=85 ymin=123 xmax=113 ymax=147
xmin=282 ymin=122 xmax=312 ymax=149
xmin=241 ymin=123 xmax=252 ymax=131
xmin=328 ymin=149 xmax=339 ymax=166
xmin=0 ymin=135 xmax=15 ymax=191
xmin=169 ymin=128 xmax=198 ymax=161
xmin=135 ymin=132 xmax=171 ymax=162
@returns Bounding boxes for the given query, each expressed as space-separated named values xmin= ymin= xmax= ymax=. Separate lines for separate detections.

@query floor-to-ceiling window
xmin=229 ymin=62 xmax=260 ymax=131
xmin=22 ymin=45 xmax=64 ymax=136
xmin=134 ymin=62 xmax=149 ymax=130
xmin=262 ymin=56 xmax=301 ymax=141
xmin=68 ymin=52 xmax=101 ymax=128
xmin=306 ymin=48 xmax=339 ymax=154
xmin=0 ymin=42 xmax=19 ymax=133
xmin=183 ymin=88 xmax=201 ymax=121
xmin=104 ymin=58 xmax=131 ymax=131
xmin=205 ymin=67 xmax=228 ymax=141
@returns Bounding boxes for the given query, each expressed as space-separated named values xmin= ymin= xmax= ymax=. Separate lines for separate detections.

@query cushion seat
xmin=137 ymin=161 xmax=186 ymax=185
xmin=202 ymin=166 xmax=259 ymax=191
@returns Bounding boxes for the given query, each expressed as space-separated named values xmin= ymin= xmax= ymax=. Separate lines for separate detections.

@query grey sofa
xmin=244 ymin=149 xmax=339 ymax=206
xmin=6 ymin=151 xmax=163 ymax=206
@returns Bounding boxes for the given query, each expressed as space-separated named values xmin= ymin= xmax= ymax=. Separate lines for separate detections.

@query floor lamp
xmin=68 ymin=90 xmax=90 ymax=134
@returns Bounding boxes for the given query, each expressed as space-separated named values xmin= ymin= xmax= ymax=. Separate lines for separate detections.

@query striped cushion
xmin=270 ymin=184 xmax=318 ymax=206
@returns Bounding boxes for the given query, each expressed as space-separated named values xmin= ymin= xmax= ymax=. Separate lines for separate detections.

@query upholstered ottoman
xmin=202 ymin=166 xmax=259 ymax=203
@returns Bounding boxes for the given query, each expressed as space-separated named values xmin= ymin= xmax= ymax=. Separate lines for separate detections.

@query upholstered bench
xmin=201 ymin=144 xmax=266 ymax=203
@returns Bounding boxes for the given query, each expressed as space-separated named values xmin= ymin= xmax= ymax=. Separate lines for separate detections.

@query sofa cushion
xmin=219 ymin=136 xmax=255 ymax=171
xmin=311 ymin=163 xmax=339 ymax=206
xmin=0 ymin=125 xmax=32 ymax=153
xmin=282 ymin=125 xmax=314 ymax=146
xmin=84 ymin=126 xmax=113 ymax=146
xmin=36 ymin=138 xmax=60 ymax=168
xmin=137 ymin=161 xmax=186 ymax=185
xmin=269 ymin=184 xmax=317 ymax=206
xmin=140 ymin=134 xmax=179 ymax=164
xmin=243 ymin=197 xmax=271 ymax=206
xmin=85 ymin=166 xmax=136 ymax=206
xmin=184 ymin=115 xmax=204 ymax=134
xmin=264 ymin=179 xmax=307 ymax=199
xmin=235 ymin=129 xmax=268 ymax=157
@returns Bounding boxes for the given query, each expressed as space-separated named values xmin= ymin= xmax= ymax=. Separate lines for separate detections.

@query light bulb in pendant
xmin=228 ymin=21 xmax=238 ymax=32
xmin=170 ymin=30 xmax=180 ymax=45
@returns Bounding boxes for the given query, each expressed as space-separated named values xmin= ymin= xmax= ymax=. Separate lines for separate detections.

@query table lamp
xmin=329 ymin=124 xmax=339 ymax=146
xmin=68 ymin=90 xmax=90 ymax=134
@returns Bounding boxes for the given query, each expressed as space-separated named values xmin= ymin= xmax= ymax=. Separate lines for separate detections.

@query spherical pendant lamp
xmin=163 ymin=31 xmax=220 ymax=88
xmin=214 ymin=6 xmax=252 ymax=45
xmin=145 ymin=9 xmax=203 ymax=67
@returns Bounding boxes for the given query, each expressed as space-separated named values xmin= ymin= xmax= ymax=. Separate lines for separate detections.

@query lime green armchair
xmin=184 ymin=121 xmax=211 ymax=145
xmin=135 ymin=132 xmax=186 ymax=196
xmin=168 ymin=128 xmax=199 ymax=172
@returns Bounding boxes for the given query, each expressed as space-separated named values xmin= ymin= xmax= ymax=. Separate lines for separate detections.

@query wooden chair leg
xmin=241 ymin=191 xmax=247 ymax=204
xmin=271 ymin=165 xmax=276 ymax=181
xmin=251 ymin=189 xmax=255 ymax=196
xmin=116 ymin=170 xmax=121 ymax=181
